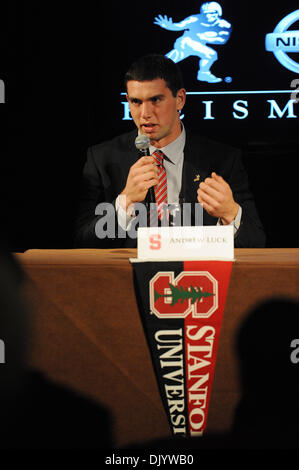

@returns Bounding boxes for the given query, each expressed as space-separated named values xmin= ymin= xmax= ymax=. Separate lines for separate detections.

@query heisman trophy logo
xmin=150 ymin=271 xmax=218 ymax=319
xmin=154 ymin=1 xmax=232 ymax=83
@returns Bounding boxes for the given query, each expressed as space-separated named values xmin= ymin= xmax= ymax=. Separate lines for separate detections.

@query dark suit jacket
xmin=74 ymin=129 xmax=265 ymax=248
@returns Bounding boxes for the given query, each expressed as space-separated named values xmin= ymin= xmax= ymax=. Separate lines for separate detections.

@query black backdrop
xmin=3 ymin=1 xmax=299 ymax=251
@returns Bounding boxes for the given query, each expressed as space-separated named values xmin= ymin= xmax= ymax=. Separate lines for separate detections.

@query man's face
xmin=126 ymin=78 xmax=186 ymax=148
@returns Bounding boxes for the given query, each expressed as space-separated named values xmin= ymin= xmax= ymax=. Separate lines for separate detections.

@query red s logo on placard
xmin=149 ymin=234 xmax=161 ymax=250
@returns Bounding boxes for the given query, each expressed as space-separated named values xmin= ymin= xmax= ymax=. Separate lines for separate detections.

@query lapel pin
xmin=194 ymin=174 xmax=200 ymax=182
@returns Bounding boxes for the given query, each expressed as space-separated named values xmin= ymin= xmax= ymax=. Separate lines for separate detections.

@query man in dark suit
xmin=74 ymin=54 xmax=265 ymax=248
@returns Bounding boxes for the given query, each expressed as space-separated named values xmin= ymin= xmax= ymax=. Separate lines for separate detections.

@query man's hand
xmin=197 ymin=172 xmax=239 ymax=224
xmin=120 ymin=156 xmax=158 ymax=211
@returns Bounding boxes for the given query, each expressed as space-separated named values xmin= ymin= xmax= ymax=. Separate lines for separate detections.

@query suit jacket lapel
xmin=182 ymin=131 xmax=217 ymax=225
xmin=126 ymin=129 xmax=139 ymax=165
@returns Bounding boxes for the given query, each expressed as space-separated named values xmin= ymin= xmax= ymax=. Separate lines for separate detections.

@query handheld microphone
xmin=135 ymin=135 xmax=156 ymax=203
xmin=135 ymin=134 xmax=150 ymax=155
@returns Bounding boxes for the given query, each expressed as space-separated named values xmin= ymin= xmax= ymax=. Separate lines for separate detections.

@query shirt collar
xmin=149 ymin=122 xmax=186 ymax=164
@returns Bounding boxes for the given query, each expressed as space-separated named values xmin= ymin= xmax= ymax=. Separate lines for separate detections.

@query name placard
xmin=137 ymin=225 xmax=234 ymax=261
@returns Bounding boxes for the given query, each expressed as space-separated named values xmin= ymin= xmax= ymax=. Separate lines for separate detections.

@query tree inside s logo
xmin=150 ymin=271 xmax=218 ymax=319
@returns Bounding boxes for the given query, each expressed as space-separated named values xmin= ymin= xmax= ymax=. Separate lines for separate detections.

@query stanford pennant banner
xmin=131 ymin=259 xmax=233 ymax=437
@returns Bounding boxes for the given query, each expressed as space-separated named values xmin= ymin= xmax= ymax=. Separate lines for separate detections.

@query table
xmin=15 ymin=249 xmax=299 ymax=447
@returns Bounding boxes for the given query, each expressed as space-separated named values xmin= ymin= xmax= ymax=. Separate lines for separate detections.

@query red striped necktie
xmin=153 ymin=150 xmax=168 ymax=220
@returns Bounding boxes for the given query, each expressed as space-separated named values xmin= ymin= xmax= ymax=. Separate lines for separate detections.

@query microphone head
xmin=135 ymin=134 xmax=150 ymax=151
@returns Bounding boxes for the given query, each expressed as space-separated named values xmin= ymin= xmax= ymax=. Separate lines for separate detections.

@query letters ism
xmin=122 ymin=98 xmax=297 ymax=121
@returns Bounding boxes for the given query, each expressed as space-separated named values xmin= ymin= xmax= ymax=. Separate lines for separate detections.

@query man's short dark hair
xmin=124 ymin=54 xmax=184 ymax=97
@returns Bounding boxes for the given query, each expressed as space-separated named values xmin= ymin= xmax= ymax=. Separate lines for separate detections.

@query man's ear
xmin=176 ymin=88 xmax=186 ymax=111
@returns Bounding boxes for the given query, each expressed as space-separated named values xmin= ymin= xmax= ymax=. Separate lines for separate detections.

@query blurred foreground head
xmin=0 ymin=247 xmax=29 ymax=394
xmin=236 ymin=297 xmax=299 ymax=392
xmin=233 ymin=297 xmax=299 ymax=442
